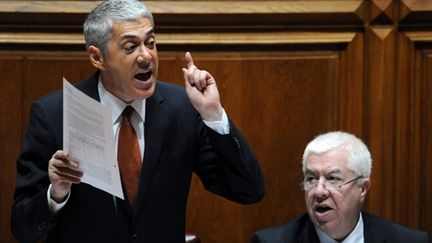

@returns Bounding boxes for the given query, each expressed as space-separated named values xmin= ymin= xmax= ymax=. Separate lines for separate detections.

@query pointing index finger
xmin=185 ymin=51 xmax=194 ymax=68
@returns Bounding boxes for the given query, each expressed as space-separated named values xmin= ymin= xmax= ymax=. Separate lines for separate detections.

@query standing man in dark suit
xmin=11 ymin=0 xmax=264 ymax=242
xmin=252 ymin=131 xmax=429 ymax=243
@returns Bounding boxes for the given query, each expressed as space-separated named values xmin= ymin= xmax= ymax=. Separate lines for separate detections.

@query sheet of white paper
xmin=63 ymin=78 xmax=124 ymax=199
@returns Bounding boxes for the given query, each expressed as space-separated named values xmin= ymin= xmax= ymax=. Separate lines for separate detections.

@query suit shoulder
xmin=155 ymin=81 xmax=192 ymax=109
xmin=37 ymin=88 xmax=63 ymax=103
xmin=253 ymin=214 xmax=309 ymax=242
xmin=35 ymin=75 xmax=95 ymax=103
xmin=156 ymin=81 xmax=186 ymax=95
xmin=35 ymin=75 xmax=98 ymax=111
xmin=364 ymin=213 xmax=429 ymax=242
xmin=31 ymin=89 xmax=63 ymax=116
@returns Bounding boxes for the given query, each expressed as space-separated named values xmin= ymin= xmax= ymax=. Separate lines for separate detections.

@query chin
xmin=136 ymin=86 xmax=155 ymax=99
xmin=320 ymin=222 xmax=342 ymax=238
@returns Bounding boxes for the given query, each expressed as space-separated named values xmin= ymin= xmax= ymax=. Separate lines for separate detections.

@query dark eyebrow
xmin=304 ymin=169 xmax=315 ymax=175
xmin=120 ymin=28 xmax=155 ymax=42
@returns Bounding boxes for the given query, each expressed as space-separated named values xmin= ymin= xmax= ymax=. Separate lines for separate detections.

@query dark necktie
xmin=118 ymin=106 xmax=142 ymax=207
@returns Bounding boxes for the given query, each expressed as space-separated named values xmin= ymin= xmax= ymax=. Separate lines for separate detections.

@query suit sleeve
xmin=194 ymin=114 xmax=265 ymax=204
xmin=250 ymin=232 xmax=265 ymax=243
xmin=395 ymin=227 xmax=430 ymax=243
xmin=11 ymin=100 xmax=60 ymax=242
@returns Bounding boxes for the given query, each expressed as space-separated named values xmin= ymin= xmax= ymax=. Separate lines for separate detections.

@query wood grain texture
xmin=369 ymin=0 xmax=394 ymax=24
xmin=0 ymin=1 xmax=366 ymax=31
xmin=400 ymin=0 xmax=432 ymax=25
xmin=0 ymin=32 xmax=356 ymax=45
xmin=0 ymin=56 xmax=23 ymax=243
xmin=394 ymin=31 xmax=431 ymax=231
xmin=363 ymin=25 xmax=396 ymax=220
xmin=0 ymin=1 xmax=363 ymax=14
xmin=421 ymin=50 xmax=432 ymax=234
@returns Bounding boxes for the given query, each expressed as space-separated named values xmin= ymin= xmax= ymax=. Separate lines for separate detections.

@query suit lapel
xmin=76 ymin=72 xmax=100 ymax=101
xmin=134 ymin=87 xmax=168 ymax=216
xmin=298 ymin=216 xmax=321 ymax=243
xmin=363 ymin=213 xmax=386 ymax=243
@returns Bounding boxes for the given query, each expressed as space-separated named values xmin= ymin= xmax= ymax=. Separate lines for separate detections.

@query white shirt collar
xmin=97 ymin=76 xmax=146 ymax=124
xmin=315 ymin=213 xmax=364 ymax=243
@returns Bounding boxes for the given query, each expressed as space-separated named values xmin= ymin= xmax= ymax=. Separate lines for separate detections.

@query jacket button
xmin=130 ymin=228 xmax=137 ymax=239
xmin=233 ymin=137 xmax=241 ymax=150
xmin=37 ymin=220 xmax=47 ymax=231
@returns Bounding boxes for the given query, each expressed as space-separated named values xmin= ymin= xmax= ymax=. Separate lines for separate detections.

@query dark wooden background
xmin=1 ymin=1 xmax=431 ymax=242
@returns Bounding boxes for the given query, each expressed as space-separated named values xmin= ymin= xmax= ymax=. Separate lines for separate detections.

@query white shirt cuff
xmin=47 ymin=184 xmax=70 ymax=213
xmin=203 ymin=108 xmax=230 ymax=135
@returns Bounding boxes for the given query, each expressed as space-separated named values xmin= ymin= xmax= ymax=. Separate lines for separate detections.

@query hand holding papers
xmin=63 ymin=78 xmax=123 ymax=199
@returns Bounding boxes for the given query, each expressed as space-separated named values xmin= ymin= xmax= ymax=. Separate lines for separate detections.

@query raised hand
xmin=182 ymin=52 xmax=223 ymax=121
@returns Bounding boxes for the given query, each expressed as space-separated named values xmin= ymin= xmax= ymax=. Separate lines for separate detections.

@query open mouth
xmin=315 ymin=206 xmax=332 ymax=213
xmin=134 ymin=71 xmax=152 ymax=81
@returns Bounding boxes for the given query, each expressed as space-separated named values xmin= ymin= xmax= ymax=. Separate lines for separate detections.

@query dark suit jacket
xmin=11 ymin=73 xmax=265 ymax=243
xmin=251 ymin=213 xmax=429 ymax=243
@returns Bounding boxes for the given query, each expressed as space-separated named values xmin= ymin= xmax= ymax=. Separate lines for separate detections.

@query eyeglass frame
xmin=298 ymin=175 xmax=364 ymax=191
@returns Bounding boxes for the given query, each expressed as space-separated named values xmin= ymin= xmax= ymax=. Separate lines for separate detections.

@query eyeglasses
xmin=298 ymin=175 xmax=364 ymax=191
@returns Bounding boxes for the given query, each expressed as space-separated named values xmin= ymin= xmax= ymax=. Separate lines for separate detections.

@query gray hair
xmin=302 ymin=131 xmax=372 ymax=181
xmin=83 ymin=0 xmax=154 ymax=57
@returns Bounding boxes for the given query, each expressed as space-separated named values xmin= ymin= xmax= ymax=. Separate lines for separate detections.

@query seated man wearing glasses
xmin=252 ymin=131 xmax=429 ymax=243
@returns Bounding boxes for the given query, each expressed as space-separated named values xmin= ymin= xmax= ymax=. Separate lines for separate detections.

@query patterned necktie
xmin=118 ymin=106 xmax=142 ymax=207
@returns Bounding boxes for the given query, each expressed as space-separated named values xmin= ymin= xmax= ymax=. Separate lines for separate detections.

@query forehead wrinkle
xmin=119 ymin=27 xmax=154 ymax=40
xmin=305 ymin=167 xmax=343 ymax=176
xmin=119 ymin=34 xmax=139 ymax=43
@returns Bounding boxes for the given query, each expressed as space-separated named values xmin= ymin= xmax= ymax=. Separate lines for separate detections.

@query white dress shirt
xmin=315 ymin=213 xmax=364 ymax=243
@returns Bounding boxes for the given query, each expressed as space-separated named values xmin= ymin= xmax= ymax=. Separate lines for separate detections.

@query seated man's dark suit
xmin=11 ymin=72 xmax=265 ymax=243
xmin=251 ymin=213 xmax=429 ymax=243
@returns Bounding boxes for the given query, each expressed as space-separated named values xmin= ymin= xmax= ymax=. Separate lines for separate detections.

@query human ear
xmin=359 ymin=178 xmax=370 ymax=202
xmin=88 ymin=45 xmax=105 ymax=70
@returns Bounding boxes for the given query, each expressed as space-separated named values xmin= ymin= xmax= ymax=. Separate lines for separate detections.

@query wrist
xmin=201 ymin=105 xmax=223 ymax=122
xmin=50 ymin=188 xmax=69 ymax=203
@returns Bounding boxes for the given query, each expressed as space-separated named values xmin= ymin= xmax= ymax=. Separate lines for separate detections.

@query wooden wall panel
xmin=338 ymin=33 xmax=364 ymax=135
xmin=0 ymin=56 xmax=23 ymax=243
xmin=395 ymin=0 xmax=432 ymax=235
xmin=364 ymin=25 xmax=396 ymax=220
xmin=396 ymin=31 xmax=432 ymax=234
xmin=421 ymin=50 xmax=432 ymax=235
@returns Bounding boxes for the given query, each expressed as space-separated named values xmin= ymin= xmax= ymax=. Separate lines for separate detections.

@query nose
xmin=314 ymin=179 xmax=330 ymax=200
xmin=137 ymin=44 xmax=152 ymax=64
